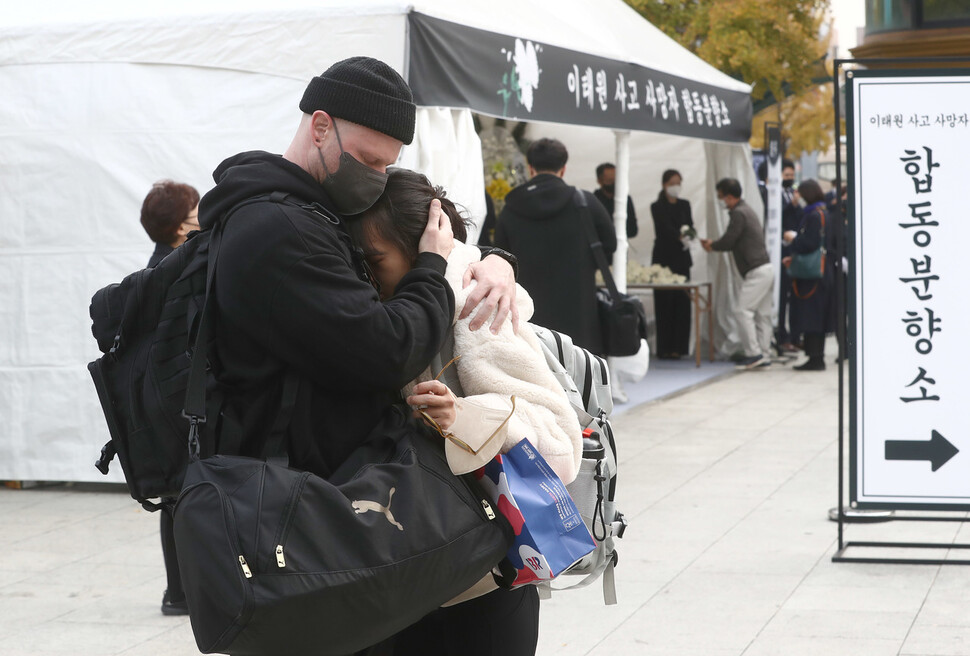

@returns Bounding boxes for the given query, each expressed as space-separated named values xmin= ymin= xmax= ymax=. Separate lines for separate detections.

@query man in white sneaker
xmin=701 ymin=178 xmax=773 ymax=370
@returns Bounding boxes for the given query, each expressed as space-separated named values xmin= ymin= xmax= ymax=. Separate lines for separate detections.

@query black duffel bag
xmin=174 ymin=405 xmax=513 ymax=656
xmin=574 ymin=189 xmax=647 ymax=357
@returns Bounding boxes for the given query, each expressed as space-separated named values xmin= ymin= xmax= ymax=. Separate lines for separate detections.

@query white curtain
xmin=0 ymin=60 xmax=303 ymax=483
xmin=702 ymin=140 xmax=763 ymax=359
xmin=398 ymin=108 xmax=487 ymax=243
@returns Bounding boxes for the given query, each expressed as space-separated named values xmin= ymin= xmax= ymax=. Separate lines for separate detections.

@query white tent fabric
xmin=0 ymin=0 xmax=751 ymax=482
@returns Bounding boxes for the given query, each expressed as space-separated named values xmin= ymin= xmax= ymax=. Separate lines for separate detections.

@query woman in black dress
xmin=649 ymin=169 xmax=694 ymax=359
xmin=784 ymin=179 xmax=837 ymax=371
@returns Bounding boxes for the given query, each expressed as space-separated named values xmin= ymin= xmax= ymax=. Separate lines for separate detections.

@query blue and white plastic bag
xmin=476 ymin=439 xmax=596 ymax=586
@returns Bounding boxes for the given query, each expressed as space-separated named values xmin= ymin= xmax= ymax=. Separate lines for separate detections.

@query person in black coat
xmin=783 ymin=179 xmax=837 ymax=371
xmin=649 ymin=169 xmax=693 ymax=359
xmin=139 ymin=179 xmax=200 ymax=616
xmin=777 ymin=160 xmax=801 ymax=351
xmin=495 ymin=138 xmax=617 ymax=354
xmin=194 ymin=61 xmax=521 ymax=656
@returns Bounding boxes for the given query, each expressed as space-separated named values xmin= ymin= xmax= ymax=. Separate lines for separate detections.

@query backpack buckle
xmin=94 ymin=441 xmax=116 ymax=475
xmin=185 ymin=415 xmax=206 ymax=459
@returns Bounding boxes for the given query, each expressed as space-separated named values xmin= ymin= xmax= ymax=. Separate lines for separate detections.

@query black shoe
xmin=793 ymin=358 xmax=825 ymax=371
xmin=161 ymin=590 xmax=189 ymax=616
xmin=736 ymin=355 xmax=769 ymax=370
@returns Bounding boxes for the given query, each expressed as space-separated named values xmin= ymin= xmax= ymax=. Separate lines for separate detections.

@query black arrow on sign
xmin=885 ymin=430 xmax=959 ymax=472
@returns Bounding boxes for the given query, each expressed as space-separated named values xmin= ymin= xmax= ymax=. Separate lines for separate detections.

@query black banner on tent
xmin=407 ymin=12 xmax=751 ymax=143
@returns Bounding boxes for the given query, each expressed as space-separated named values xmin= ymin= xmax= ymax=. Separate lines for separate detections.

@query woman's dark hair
xmin=797 ymin=179 xmax=825 ymax=205
xmin=658 ymin=168 xmax=682 ymax=200
xmin=661 ymin=169 xmax=681 ymax=186
xmin=349 ymin=168 xmax=469 ymax=265
xmin=140 ymin=180 xmax=199 ymax=246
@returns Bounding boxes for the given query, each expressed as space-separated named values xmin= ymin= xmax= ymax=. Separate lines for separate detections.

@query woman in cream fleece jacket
xmin=350 ymin=169 xmax=583 ymax=484
xmin=348 ymin=168 xmax=583 ymax=656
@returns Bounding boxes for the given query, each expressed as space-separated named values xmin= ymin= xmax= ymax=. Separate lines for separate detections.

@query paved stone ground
xmin=3 ymin=354 xmax=969 ymax=655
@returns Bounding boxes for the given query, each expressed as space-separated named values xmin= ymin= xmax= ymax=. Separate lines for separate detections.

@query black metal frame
xmin=833 ymin=56 xmax=970 ymax=565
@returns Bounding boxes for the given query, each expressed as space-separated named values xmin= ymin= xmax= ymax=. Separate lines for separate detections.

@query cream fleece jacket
xmin=403 ymin=241 xmax=583 ymax=484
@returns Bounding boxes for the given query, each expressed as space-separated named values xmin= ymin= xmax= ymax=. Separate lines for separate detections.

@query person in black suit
xmin=649 ymin=169 xmax=693 ymax=359
xmin=593 ymin=162 xmax=638 ymax=238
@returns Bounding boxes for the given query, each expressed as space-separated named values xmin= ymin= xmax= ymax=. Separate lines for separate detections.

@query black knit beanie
xmin=299 ymin=56 xmax=416 ymax=145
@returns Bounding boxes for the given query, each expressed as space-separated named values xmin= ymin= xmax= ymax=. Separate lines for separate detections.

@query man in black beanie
xmin=186 ymin=56 xmax=521 ymax=651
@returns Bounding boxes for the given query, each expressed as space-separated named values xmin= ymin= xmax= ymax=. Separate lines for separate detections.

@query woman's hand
xmin=408 ymin=380 xmax=458 ymax=432
xmin=782 ymin=256 xmax=792 ymax=268
xmin=460 ymin=255 xmax=518 ymax=334
xmin=418 ymin=199 xmax=454 ymax=260
xmin=783 ymin=230 xmax=797 ymax=244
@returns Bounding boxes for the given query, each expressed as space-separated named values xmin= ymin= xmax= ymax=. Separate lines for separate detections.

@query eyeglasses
xmin=417 ymin=355 xmax=517 ymax=456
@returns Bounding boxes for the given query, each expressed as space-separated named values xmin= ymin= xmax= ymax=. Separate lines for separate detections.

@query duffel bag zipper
xmin=481 ymin=499 xmax=496 ymax=520
xmin=180 ymin=482 xmax=256 ymax=583
xmin=175 ymin=480 xmax=255 ymax=652
xmin=214 ymin=484 xmax=256 ymax=583
xmin=239 ymin=555 xmax=252 ymax=578
xmin=272 ymin=471 xmax=311 ymax=569
xmin=417 ymin=450 xmax=498 ymax=524
xmin=457 ymin=472 xmax=498 ymax=523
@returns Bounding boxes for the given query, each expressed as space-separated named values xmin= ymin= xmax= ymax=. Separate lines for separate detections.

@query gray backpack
xmin=530 ymin=324 xmax=627 ymax=605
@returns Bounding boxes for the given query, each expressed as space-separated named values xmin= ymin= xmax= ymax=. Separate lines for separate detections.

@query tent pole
xmin=613 ymin=130 xmax=631 ymax=294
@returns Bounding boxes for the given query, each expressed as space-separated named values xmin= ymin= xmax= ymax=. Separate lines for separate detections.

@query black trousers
xmin=802 ymin=332 xmax=826 ymax=361
xmin=654 ymin=289 xmax=691 ymax=356
xmin=160 ymin=502 xmax=183 ymax=599
xmin=381 ymin=585 xmax=539 ymax=656
xmin=776 ymin=267 xmax=792 ymax=343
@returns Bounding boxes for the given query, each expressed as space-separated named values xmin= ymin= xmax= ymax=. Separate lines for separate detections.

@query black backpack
xmin=88 ymin=192 xmax=330 ymax=510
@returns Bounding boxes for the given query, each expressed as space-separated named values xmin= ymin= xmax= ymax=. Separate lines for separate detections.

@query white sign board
xmin=849 ymin=70 xmax=970 ymax=509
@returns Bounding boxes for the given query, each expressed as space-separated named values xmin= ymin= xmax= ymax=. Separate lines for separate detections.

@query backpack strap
xmin=183 ymin=192 xmax=317 ymax=461
xmin=574 ymin=188 xmax=622 ymax=305
xmin=546 ymin=540 xmax=621 ymax=604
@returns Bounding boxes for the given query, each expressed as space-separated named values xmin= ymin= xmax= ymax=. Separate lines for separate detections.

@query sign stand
xmin=833 ymin=57 xmax=970 ymax=565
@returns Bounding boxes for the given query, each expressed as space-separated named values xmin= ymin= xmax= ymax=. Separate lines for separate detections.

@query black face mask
xmin=601 ymin=184 xmax=615 ymax=194
xmin=318 ymin=122 xmax=389 ymax=215
xmin=782 ymin=179 xmax=794 ymax=189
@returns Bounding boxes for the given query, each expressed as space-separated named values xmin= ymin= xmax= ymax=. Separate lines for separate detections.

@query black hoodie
xmin=494 ymin=174 xmax=616 ymax=354
xmin=199 ymin=151 xmax=454 ymax=475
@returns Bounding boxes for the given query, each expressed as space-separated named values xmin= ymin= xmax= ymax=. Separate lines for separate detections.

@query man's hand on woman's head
xmin=418 ymin=199 xmax=454 ymax=261
xmin=407 ymin=380 xmax=458 ymax=432
xmin=460 ymin=255 xmax=519 ymax=335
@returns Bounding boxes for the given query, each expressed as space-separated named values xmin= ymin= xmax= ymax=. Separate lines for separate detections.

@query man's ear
xmin=310 ymin=110 xmax=333 ymax=146
xmin=528 ymin=165 xmax=536 ymax=178
xmin=558 ymin=166 xmax=567 ymax=178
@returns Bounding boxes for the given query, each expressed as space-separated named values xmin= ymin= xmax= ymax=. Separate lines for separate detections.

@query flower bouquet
xmin=680 ymin=224 xmax=697 ymax=250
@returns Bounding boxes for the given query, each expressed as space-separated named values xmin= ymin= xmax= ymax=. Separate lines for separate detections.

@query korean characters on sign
xmin=897 ymin=147 xmax=941 ymax=403
xmin=566 ymin=65 xmax=732 ymax=130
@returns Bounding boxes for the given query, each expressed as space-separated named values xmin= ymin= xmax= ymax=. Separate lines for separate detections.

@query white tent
xmin=0 ymin=0 xmax=756 ymax=483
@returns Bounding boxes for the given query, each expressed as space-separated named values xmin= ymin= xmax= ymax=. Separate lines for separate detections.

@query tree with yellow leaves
xmin=628 ymin=0 xmax=832 ymax=157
